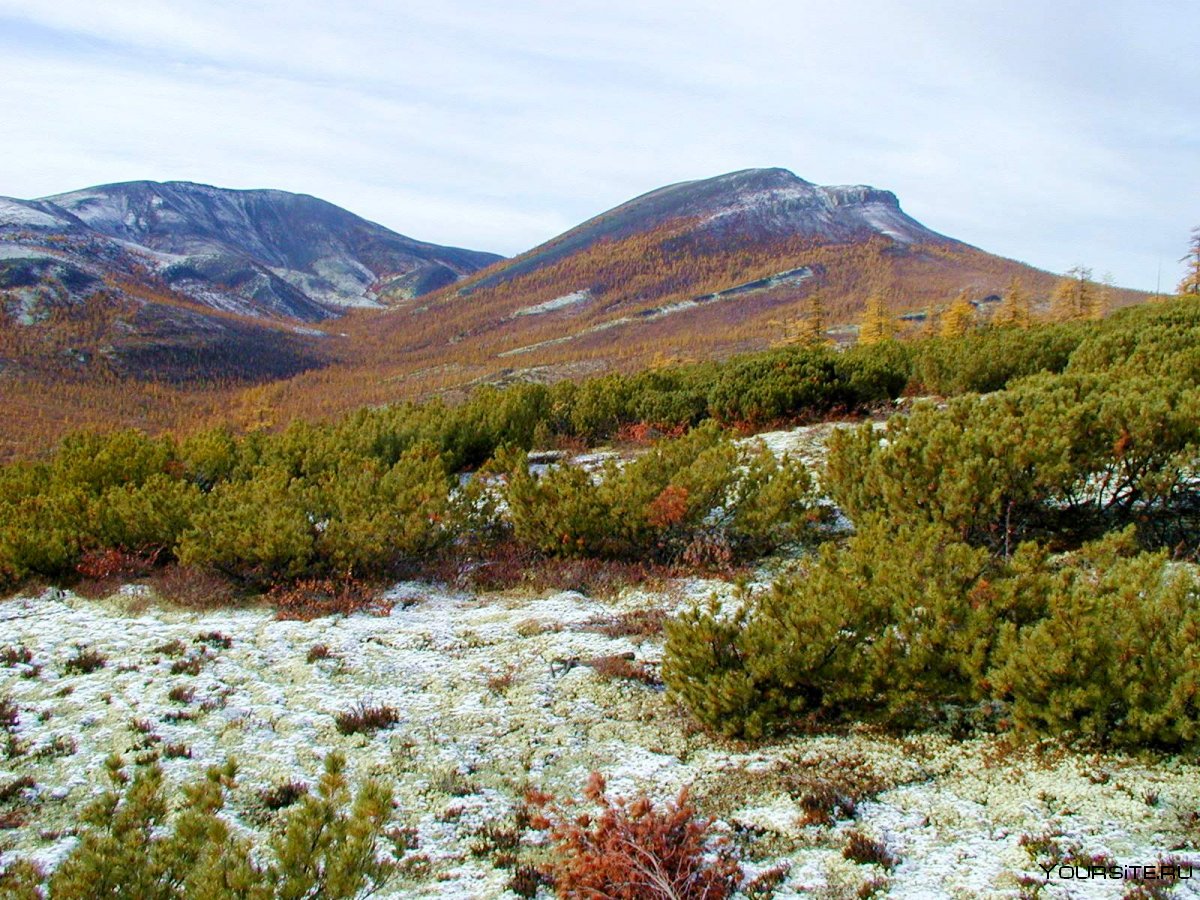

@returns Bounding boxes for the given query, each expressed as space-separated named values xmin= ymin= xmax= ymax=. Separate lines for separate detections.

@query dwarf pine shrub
xmin=825 ymin=371 xmax=1200 ymax=550
xmin=0 ymin=752 xmax=396 ymax=899
xmin=502 ymin=422 xmax=820 ymax=563
xmin=664 ymin=521 xmax=1003 ymax=738
xmin=665 ymin=523 xmax=1200 ymax=748
xmin=988 ymin=532 xmax=1200 ymax=747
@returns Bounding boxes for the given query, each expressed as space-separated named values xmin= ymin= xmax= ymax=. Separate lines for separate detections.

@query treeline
xmin=665 ymin=297 xmax=1200 ymax=749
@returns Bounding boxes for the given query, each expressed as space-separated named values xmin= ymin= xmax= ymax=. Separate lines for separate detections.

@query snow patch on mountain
xmin=700 ymin=184 xmax=826 ymax=224
xmin=0 ymin=199 xmax=67 ymax=229
xmin=511 ymin=290 xmax=592 ymax=317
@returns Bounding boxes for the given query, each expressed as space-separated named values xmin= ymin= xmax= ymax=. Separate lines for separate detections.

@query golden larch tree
xmin=1050 ymin=266 xmax=1098 ymax=322
xmin=920 ymin=305 xmax=940 ymax=337
xmin=857 ymin=292 xmax=896 ymax=345
xmin=1179 ymin=226 xmax=1200 ymax=296
xmin=992 ymin=277 xmax=1032 ymax=329
xmin=789 ymin=291 xmax=829 ymax=346
xmin=939 ymin=290 xmax=977 ymax=338
xmin=1092 ymin=272 xmax=1114 ymax=320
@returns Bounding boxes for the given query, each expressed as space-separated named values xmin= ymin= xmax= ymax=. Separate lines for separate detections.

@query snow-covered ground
xmin=2 ymin=577 xmax=1198 ymax=899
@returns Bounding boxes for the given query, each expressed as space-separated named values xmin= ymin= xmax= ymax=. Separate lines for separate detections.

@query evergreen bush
xmin=0 ymin=753 xmax=397 ymax=899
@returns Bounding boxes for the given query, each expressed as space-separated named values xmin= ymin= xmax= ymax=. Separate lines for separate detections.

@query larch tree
xmin=789 ymin=290 xmax=828 ymax=346
xmin=992 ymin=277 xmax=1032 ymax=329
xmin=1050 ymin=266 xmax=1098 ymax=322
xmin=858 ymin=291 xmax=896 ymax=345
xmin=939 ymin=290 xmax=977 ymax=338
xmin=1179 ymin=226 xmax=1200 ymax=296
xmin=920 ymin=305 xmax=940 ymax=337
xmin=1093 ymin=272 xmax=1115 ymax=320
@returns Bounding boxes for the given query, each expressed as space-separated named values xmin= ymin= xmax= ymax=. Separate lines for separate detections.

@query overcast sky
xmin=0 ymin=1 xmax=1196 ymax=290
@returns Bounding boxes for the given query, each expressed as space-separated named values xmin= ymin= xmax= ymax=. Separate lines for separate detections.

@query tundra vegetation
xmin=2 ymin=295 xmax=1200 ymax=897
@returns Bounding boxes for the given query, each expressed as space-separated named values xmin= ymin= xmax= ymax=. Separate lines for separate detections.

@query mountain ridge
xmin=0 ymin=179 xmax=505 ymax=398
xmin=22 ymin=179 xmax=503 ymax=317
xmin=461 ymin=168 xmax=950 ymax=298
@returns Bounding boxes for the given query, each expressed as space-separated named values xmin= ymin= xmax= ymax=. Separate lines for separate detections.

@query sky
xmin=0 ymin=1 xmax=1196 ymax=291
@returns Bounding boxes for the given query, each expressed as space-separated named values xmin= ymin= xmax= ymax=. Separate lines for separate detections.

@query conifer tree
xmin=992 ymin=277 xmax=1032 ymax=329
xmin=1178 ymin=226 xmax=1200 ymax=296
xmin=1092 ymin=272 xmax=1114 ymax=320
xmin=789 ymin=291 xmax=828 ymax=346
xmin=857 ymin=292 xmax=895 ymax=345
xmin=920 ymin=305 xmax=940 ymax=337
xmin=939 ymin=290 xmax=976 ymax=338
xmin=1050 ymin=266 xmax=1097 ymax=322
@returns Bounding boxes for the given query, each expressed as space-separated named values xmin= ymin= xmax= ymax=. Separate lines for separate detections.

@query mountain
xmin=306 ymin=167 xmax=1143 ymax=415
xmin=3 ymin=180 xmax=502 ymax=322
xmin=0 ymin=181 xmax=503 ymax=403
xmin=465 ymin=168 xmax=949 ymax=294
xmin=0 ymin=168 xmax=1151 ymax=458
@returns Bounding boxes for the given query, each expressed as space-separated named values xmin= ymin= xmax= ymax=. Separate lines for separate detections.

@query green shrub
xmin=178 ymin=426 xmax=243 ymax=491
xmin=664 ymin=522 xmax=1001 ymax=738
xmin=666 ymin=522 xmax=1200 ymax=748
xmin=988 ymin=533 xmax=1200 ymax=748
xmin=313 ymin=445 xmax=452 ymax=574
xmin=90 ymin=475 xmax=203 ymax=555
xmin=706 ymin=346 xmax=848 ymax=426
xmin=825 ymin=371 xmax=1200 ymax=549
xmin=1067 ymin=296 xmax=1200 ymax=383
xmin=178 ymin=466 xmax=317 ymax=585
xmin=836 ymin=339 xmax=913 ymax=404
xmin=0 ymin=486 xmax=91 ymax=585
xmin=0 ymin=752 xmax=397 ymax=899
xmin=50 ymin=430 xmax=177 ymax=496
xmin=909 ymin=323 xmax=1082 ymax=396
xmin=569 ymin=375 xmax=634 ymax=442
xmin=502 ymin=423 xmax=820 ymax=563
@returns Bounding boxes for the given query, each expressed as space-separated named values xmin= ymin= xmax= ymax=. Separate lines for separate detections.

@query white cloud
xmin=0 ymin=0 xmax=1195 ymax=287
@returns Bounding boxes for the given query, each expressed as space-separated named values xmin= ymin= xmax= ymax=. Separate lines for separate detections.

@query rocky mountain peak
xmin=5 ymin=179 xmax=503 ymax=319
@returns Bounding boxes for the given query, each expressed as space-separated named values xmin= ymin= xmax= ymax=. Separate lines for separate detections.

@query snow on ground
xmin=511 ymin=290 xmax=591 ymax=318
xmin=742 ymin=422 xmax=849 ymax=472
xmin=701 ymin=185 xmax=825 ymax=226
xmin=2 ymin=576 xmax=1198 ymax=899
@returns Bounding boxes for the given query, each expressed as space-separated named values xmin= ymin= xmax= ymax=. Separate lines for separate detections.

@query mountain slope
xmin=293 ymin=167 xmax=1144 ymax=419
xmin=31 ymin=180 xmax=502 ymax=318
xmin=465 ymin=167 xmax=949 ymax=294
xmin=0 ymin=179 xmax=503 ymax=388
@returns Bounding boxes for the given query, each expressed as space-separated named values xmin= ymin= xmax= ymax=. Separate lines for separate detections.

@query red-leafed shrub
xmin=75 ymin=547 xmax=159 ymax=580
xmin=616 ymin=422 xmax=688 ymax=445
xmin=542 ymin=772 xmax=741 ymax=900
xmin=647 ymin=485 xmax=690 ymax=529
xmin=268 ymin=577 xmax=390 ymax=621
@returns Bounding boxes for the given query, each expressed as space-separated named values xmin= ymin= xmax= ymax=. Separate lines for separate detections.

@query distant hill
xmin=5 ymin=181 xmax=501 ymax=318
